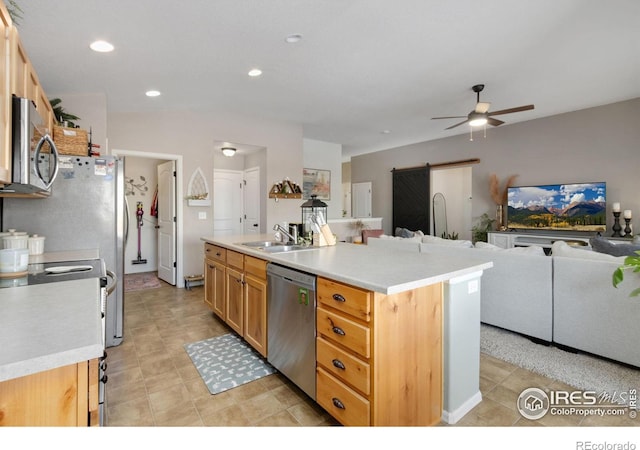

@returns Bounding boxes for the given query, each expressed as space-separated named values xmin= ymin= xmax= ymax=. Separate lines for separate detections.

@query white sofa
xmin=419 ymin=242 xmax=553 ymax=342
xmin=552 ymin=242 xmax=640 ymax=367
xmin=367 ymin=235 xmax=640 ymax=367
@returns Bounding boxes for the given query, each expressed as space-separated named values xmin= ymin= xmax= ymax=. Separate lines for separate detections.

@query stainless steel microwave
xmin=0 ymin=96 xmax=59 ymax=194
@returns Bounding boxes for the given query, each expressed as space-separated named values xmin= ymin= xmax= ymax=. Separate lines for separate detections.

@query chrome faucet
xmin=273 ymin=224 xmax=297 ymax=244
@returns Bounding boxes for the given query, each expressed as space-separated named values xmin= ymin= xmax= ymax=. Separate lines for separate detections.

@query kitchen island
xmin=201 ymin=234 xmax=492 ymax=426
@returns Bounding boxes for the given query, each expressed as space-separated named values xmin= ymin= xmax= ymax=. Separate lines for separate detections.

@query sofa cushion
xmin=475 ymin=241 xmax=546 ymax=255
xmin=551 ymin=240 xmax=626 ymax=262
xmin=590 ymin=235 xmax=640 ymax=257
xmin=422 ymin=234 xmax=473 ymax=248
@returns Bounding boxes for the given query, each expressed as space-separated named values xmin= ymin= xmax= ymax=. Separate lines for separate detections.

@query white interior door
xmin=243 ymin=167 xmax=260 ymax=234
xmin=213 ymin=170 xmax=243 ymax=235
xmin=157 ymin=160 xmax=177 ymax=285
xmin=352 ymin=182 xmax=372 ymax=218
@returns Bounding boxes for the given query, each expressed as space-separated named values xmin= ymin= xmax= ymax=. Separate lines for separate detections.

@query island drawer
xmin=226 ymin=250 xmax=244 ymax=270
xmin=244 ymin=255 xmax=267 ymax=279
xmin=317 ymin=307 xmax=370 ymax=359
xmin=317 ymin=367 xmax=370 ymax=426
xmin=317 ymin=337 xmax=370 ymax=396
xmin=204 ymin=243 xmax=226 ymax=263
xmin=317 ymin=277 xmax=371 ymax=322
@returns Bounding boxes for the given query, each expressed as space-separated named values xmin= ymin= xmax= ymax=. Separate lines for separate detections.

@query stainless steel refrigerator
xmin=3 ymin=155 xmax=126 ymax=347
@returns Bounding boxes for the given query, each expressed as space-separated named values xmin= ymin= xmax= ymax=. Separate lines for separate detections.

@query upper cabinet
xmin=0 ymin=0 xmax=54 ymax=186
xmin=0 ymin=1 xmax=11 ymax=184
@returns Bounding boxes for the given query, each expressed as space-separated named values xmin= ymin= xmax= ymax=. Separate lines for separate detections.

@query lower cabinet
xmin=0 ymin=359 xmax=99 ymax=426
xmin=316 ymin=276 xmax=443 ymax=426
xmin=203 ymin=244 xmax=268 ymax=357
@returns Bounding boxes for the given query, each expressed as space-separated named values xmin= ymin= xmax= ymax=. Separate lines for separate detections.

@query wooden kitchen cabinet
xmin=202 ymin=243 xmax=268 ymax=356
xmin=316 ymin=276 xmax=443 ymax=427
xmin=243 ymin=255 xmax=268 ymax=357
xmin=0 ymin=358 xmax=100 ymax=426
xmin=0 ymin=1 xmax=11 ymax=184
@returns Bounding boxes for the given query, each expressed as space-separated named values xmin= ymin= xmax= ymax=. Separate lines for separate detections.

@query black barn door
xmin=392 ymin=165 xmax=430 ymax=234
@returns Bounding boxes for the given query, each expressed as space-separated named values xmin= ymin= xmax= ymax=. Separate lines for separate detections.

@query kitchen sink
xmin=240 ymin=240 xmax=284 ymax=248
xmin=238 ymin=240 xmax=315 ymax=253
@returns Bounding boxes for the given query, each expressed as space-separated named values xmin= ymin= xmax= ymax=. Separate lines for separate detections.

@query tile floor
xmin=106 ymin=282 xmax=637 ymax=427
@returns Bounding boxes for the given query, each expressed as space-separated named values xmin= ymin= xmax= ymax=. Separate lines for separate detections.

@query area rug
xmin=124 ymin=271 xmax=162 ymax=292
xmin=481 ymin=324 xmax=640 ymax=394
xmin=184 ymin=333 xmax=276 ymax=395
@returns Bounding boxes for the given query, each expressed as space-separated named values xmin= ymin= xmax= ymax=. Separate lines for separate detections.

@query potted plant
xmin=49 ymin=98 xmax=81 ymax=128
xmin=471 ymin=213 xmax=495 ymax=243
xmin=612 ymin=251 xmax=640 ymax=297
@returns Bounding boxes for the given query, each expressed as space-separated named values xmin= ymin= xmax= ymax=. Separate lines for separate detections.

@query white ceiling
xmin=14 ymin=0 xmax=640 ymax=160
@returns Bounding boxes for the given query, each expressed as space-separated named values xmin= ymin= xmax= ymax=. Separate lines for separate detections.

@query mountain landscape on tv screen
xmin=507 ymin=183 xmax=606 ymax=232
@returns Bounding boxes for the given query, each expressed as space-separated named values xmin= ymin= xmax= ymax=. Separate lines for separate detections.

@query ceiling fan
xmin=432 ymin=84 xmax=534 ymax=130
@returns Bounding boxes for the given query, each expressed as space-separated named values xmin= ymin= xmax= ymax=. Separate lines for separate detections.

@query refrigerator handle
xmin=124 ymin=196 xmax=130 ymax=245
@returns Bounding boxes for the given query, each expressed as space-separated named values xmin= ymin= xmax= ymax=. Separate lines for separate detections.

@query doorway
xmin=430 ymin=166 xmax=472 ymax=241
xmin=112 ymin=149 xmax=183 ymax=286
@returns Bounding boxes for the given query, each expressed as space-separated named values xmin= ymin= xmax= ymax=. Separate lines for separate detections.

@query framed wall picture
xmin=303 ymin=168 xmax=331 ymax=200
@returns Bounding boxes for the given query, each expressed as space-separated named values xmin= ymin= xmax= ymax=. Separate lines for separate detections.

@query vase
xmin=496 ymin=204 xmax=504 ymax=230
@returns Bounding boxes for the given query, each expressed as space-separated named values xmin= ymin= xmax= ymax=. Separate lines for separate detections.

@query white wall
xmin=107 ymin=109 xmax=303 ymax=278
xmin=431 ymin=166 xmax=473 ymax=240
xmin=50 ymin=93 xmax=108 ymax=152
xmin=303 ymin=138 xmax=343 ymax=219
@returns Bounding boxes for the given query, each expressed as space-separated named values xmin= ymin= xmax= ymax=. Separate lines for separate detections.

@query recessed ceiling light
xmin=381 ymin=130 xmax=391 ymax=134
xmin=248 ymin=68 xmax=262 ymax=77
xmin=89 ymin=40 xmax=114 ymax=52
xmin=285 ymin=34 xmax=302 ymax=43
xmin=145 ymin=90 xmax=161 ymax=97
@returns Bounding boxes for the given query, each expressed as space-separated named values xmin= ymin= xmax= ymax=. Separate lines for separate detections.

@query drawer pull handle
xmin=216 ymin=252 xmax=221 ymax=257
xmin=332 ymin=359 xmax=346 ymax=370
xmin=332 ymin=326 xmax=346 ymax=336
xmin=332 ymin=293 xmax=346 ymax=302
xmin=332 ymin=398 xmax=346 ymax=410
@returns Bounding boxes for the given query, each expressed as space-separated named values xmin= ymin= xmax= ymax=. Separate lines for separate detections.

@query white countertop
xmin=202 ymin=234 xmax=492 ymax=294
xmin=28 ymin=248 xmax=100 ymax=264
xmin=0 ymin=278 xmax=103 ymax=382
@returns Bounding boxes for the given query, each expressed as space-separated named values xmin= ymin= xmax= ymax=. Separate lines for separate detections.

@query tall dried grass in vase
xmin=489 ymin=174 xmax=518 ymax=230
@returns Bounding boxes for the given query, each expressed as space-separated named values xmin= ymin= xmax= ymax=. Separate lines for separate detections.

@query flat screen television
xmin=506 ymin=182 xmax=606 ymax=232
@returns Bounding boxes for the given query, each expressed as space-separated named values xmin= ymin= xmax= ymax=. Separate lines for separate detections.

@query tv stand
xmin=488 ymin=231 xmax=595 ymax=255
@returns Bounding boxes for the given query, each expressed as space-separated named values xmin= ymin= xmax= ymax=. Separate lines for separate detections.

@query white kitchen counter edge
xmin=0 ymin=278 xmax=104 ymax=382
xmin=202 ymin=234 xmax=493 ymax=294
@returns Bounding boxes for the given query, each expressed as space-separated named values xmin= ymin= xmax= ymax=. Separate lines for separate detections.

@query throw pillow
xmin=551 ymin=241 xmax=625 ymax=262
xmin=422 ymin=235 xmax=473 ymax=248
xmin=590 ymin=236 xmax=640 ymax=257
xmin=395 ymin=227 xmax=415 ymax=238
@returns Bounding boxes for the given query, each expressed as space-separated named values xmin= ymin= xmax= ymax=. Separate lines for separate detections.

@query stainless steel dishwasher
xmin=267 ymin=263 xmax=317 ymax=400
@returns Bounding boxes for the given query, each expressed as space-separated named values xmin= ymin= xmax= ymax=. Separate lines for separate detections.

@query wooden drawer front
xmin=317 ymin=277 xmax=371 ymax=322
xmin=204 ymin=243 xmax=226 ymax=263
xmin=317 ymin=367 xmax=370 ymax=426
xmin=244 ymin=255 xmax=267 ymax=280
xmin=317 ymin=307 xmax=370 ymax=358
xmin=317 ymin=337 xmax=370 ymax=396
xmin=227 ymin=250 xmax=244 ymax=270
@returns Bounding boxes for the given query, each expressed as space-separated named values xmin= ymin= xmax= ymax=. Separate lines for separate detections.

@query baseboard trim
xmin=442 ymin=391 xmax=483 ymax=424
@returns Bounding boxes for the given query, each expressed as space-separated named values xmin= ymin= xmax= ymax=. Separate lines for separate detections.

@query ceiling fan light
xmin=469 ymin=117 xmax=488 ymax=127
xmin=221 ymin=147 xmax=236 ymax=157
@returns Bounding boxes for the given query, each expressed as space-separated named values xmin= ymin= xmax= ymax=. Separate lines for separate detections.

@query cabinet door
xmin=204 ymin=259 xmax=214 ymax=310
xmin=212 ymin=261 xmax=226 ymax=319
xmin=0 ymin=5 xmax=9 ymax=184
xmin=225 ymin=266 xmax=244 ymax=335
xmin=244 ymin=273 xmax=267 ymax=357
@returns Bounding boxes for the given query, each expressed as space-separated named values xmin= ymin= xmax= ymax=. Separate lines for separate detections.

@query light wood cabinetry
xmin=204 ymin=243 xmax=227 ymax=318
xmin=0 ymin=358 xmax=99 ymax=426
xmin=203 ymin=244 xmax=268 ymax=356
xmin=0 ymin=1 xmax=11 ymax=184
xmin=243 ymin=255 xmax=268 ymax=357
xmin=316 ymin=276 xmax=443 ymax=426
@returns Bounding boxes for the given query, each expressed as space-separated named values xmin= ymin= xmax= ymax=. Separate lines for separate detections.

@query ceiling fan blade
xmin=475 ymin=102 xmax=491 ymax=114
xmin=445 ymin=119 xmax=469 ymax=130
xmin=487 ymin=117 xmax=505 ymax=127
xmin=489 ymin=104 xmax=535 ymax=116
xmin=431 ymin=115 xmax=467 ymax=120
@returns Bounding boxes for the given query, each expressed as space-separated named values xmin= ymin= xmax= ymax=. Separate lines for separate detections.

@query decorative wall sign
xmin=303 ymin=168 xmax=331 ymax=200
